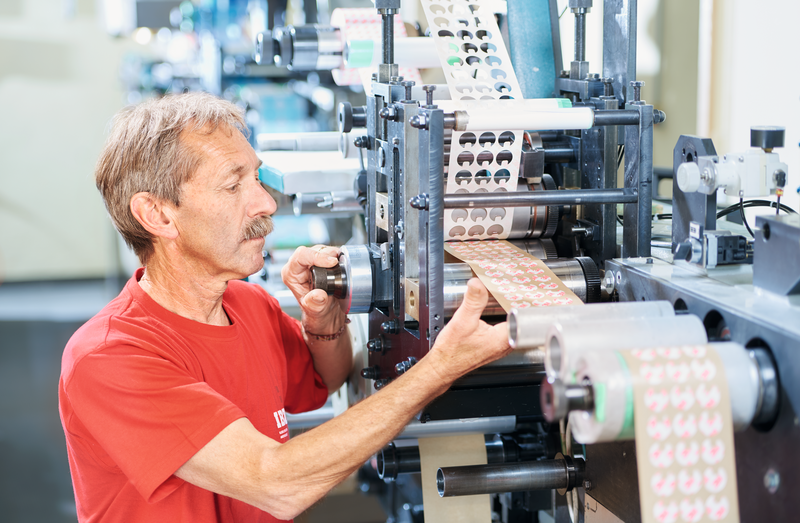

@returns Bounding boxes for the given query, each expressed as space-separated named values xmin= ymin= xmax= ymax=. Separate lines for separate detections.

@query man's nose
xmin=249 ymin=179 xmax=277 ymax=217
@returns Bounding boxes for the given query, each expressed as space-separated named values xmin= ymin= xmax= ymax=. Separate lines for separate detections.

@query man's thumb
xmin=452 ymin=278 xmax=489 ymax=320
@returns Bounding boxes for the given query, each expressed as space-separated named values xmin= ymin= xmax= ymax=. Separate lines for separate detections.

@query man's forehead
xmin=183 ymin=125 xmax=259 ymax=175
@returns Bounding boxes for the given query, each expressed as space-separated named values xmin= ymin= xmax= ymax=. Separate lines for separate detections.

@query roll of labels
xmin=521 ymin=306 xmax=780 ymax=523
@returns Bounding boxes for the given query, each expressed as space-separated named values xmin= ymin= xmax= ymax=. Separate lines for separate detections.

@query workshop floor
xmin=0 ymin=279 xmax=385 ymax=523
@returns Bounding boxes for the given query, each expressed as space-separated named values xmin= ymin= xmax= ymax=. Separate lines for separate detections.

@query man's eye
xmin=228 ymin=183 xmax=240 ymax=192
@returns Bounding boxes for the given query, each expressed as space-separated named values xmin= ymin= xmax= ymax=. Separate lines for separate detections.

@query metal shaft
xmin=574 ymin=13 xmax=586 ymax=62
xmin=379 ymin=438 xmax=534 ymax=480
xmin=443 ymin=188 xmax=637 ymax=209
xmin=382 ymin=13 xmax=393 ymax=64
xmin=437 ymin=456 xmax=584 ymax=497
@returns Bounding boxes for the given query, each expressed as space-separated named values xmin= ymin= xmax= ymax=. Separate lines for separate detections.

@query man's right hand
xmin=424 ymin=278 xmax=512 ymax=385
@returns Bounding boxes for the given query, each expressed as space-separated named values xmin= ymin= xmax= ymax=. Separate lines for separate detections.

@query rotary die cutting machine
xmin=274 ymin=1 xmax=799 ymax=522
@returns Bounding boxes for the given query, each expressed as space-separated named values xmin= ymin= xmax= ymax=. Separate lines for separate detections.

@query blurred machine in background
xmin=119 ymin=0 xmax=799 ymax=521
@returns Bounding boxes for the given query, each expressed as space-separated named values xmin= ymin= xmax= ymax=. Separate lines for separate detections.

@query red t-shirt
xmin=59 ymin=268 xmax=328 ymax=522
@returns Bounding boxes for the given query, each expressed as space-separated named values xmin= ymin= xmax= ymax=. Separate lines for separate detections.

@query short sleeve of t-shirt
xmin=64 ymin=344 xmax=245 ymax=503
xmin=272 ymin=307 xmax=329 ymax=414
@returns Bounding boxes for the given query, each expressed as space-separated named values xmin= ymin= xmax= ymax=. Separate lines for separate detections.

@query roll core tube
xmin=437 ymin=454 xmax=585 ymax=497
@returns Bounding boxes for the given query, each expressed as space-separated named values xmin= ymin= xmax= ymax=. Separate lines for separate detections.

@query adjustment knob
xmin=338 ymin=102 xmax=354 ymax=133
xmin=676 ymin=161 xmax=701 ymax=193
xmin=253 ymin=31 xmax=273 ymax=65
xmin=751 ymin=126 xmax=785 ymax=150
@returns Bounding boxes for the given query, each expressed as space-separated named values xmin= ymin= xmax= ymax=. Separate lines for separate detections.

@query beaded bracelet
xmin=305 ymin=318 xmax=351 ymax=341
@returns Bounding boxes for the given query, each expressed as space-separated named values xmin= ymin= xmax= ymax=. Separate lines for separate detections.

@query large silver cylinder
xmin=443 ymin=258 xmax=598 ymax=316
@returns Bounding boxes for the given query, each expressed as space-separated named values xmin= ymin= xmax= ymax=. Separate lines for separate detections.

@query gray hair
xmin=95 ymin=92 xmax=247 ymax=265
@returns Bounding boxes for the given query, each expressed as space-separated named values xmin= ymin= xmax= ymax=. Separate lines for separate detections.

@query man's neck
xmin=138 ymin=255 xmax=231 ymax=326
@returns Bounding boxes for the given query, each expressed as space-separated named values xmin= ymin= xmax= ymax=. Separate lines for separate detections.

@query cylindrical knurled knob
xmin=311 ymin=264 xmax=347 ymax=299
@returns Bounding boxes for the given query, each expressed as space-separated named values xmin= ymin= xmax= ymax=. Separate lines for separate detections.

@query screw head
xmin=630 ymin=80 xmax=645 ymax=87
xmin=764 ymin=468 xmax=780 ymax=494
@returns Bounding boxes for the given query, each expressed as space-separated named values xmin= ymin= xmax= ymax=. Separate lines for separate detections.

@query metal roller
xmin=311 ymin=242 xmax=600 ymax=315
xmin=444 ymin=175 xmax=561 ymax=240
xmin=508 ymin=301 xmax=676 ymax=350
xmin=540 ymin=343 xmax=781 ymax=443
xmin=443 ymin=257 xmax=601 ymax=316
xmin=437 ymin=454 xmax=585 ymax=497
xmin=545 ymin=315 xmax=708 ymax=381
xmin=378 ymin=438 xmax=539 ymax=480
xmin=255 ymin=25 xmax=343 ymax=70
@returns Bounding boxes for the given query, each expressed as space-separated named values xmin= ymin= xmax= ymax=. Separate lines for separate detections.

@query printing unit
xmin=258 ymin=1 xmax=800 ymax=521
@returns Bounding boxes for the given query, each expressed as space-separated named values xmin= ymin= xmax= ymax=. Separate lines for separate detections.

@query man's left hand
xmin=281 ymin=245 xmax=346 ymax=336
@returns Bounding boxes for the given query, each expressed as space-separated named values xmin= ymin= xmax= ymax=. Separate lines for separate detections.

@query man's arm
xmin=175 ymin=279 xmax=510 ymax=520
xmin=281 ymin=245 xmax=353 ymax=393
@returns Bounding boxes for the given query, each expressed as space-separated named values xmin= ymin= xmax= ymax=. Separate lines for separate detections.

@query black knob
xmin=751 ymin=126 xmax=785 ymax=151
xmin=338 ymin=102 xmax=354 ymax=133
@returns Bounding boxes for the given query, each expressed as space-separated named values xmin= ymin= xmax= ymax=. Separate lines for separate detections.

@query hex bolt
xmin=390 ymin=75 xmax=403 ymax=84
xmin=354 ymin=136 xmax=368 ymax=148
xmin=409 ymin=193 xmax=429 ymax=210
xmin=764 ymin=468 xmax=780 ymax=494
xmin=361 ymin=366 xmax=379 ymax=380
xmin=367 ymin=338 xmax=383 ymax=352
xmin=422 ymin=84 xmax=436 ymax=107
xmin=381 ymin=320 xmax=399 ymax=334
xmin=401 ymin=80 xmax=416 ymax=101
xmin=409 ymin=114 xmax=429 ymax=129
xmin=379 ymin=106 xmax=397 ymax=120
xmin=601 ymin=77 xmax=614 ymax=96
xmin=630 ymin=80 xmax=645 ymax=103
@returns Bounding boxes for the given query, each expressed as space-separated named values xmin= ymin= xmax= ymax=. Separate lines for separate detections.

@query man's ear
xmin=130 ymin=192 xmax=179 ymax=240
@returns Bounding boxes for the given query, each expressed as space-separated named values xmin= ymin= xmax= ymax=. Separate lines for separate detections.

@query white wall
xmin=706 ymin=0 xmax=800 ymax=210
xmin=0 ymin=0 xmax=135 ymax=282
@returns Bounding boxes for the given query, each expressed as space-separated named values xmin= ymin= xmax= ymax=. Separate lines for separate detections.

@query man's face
xmin=169 ymin=125 xmax=277 ymax=280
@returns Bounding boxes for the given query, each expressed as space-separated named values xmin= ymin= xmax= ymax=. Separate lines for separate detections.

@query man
xmin=59 ymin=92 xmax=511 ymax=522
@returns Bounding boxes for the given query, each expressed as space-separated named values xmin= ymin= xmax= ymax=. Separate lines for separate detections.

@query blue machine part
xmin=507 ymin=0 xmax=560 ymax=100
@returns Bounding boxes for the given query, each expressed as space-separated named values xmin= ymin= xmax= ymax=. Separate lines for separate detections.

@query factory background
xmin=0 ymin=0 xmax=798 ymax=521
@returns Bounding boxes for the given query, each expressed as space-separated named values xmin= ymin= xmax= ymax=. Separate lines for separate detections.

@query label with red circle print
xmin=443 ymin=240 xmax=583 ymax=313
xmin=620 ymin=345 xmax=739 ymax=523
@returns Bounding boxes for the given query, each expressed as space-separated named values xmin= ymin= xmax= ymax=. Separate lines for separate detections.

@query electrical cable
xmin=654 ymin=199 xmax=797 ymax=222
xmin=739 ymin=197 xmax=755 ymax=237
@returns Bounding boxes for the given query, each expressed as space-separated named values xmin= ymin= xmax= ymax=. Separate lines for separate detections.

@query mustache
xmin=242 ymin=215 xmax=274 ymax=241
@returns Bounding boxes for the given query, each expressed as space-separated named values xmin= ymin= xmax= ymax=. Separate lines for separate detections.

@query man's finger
xmin=450 ymin=278 xmax=489 ymax=323
xmin=302 ymin=289 xmax=331 ymax=312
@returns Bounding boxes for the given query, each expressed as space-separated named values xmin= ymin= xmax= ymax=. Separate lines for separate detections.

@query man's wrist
xmin=304 ymin=318 xmax=350 ymax=341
